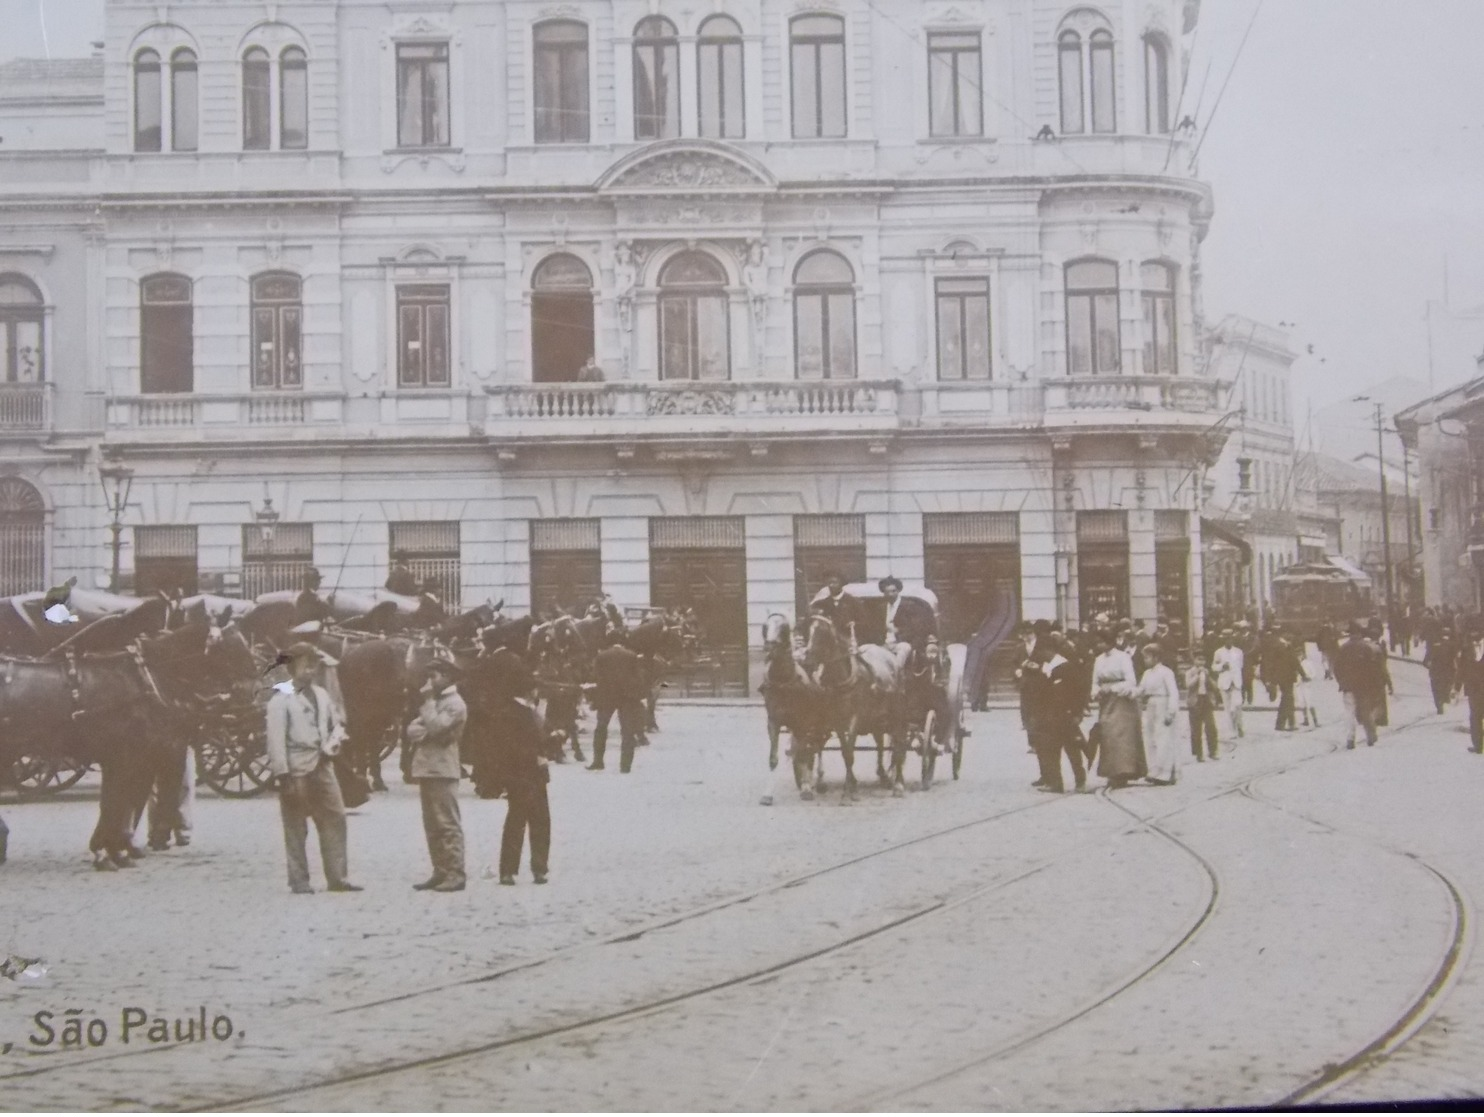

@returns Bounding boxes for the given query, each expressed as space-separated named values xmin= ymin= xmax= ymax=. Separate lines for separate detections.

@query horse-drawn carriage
xmin=768 ymin=582 xmax=966 ymax=799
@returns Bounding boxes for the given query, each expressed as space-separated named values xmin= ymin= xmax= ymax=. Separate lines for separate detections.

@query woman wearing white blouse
xmin=1137 ymin=644 xmax=1182 ymax=785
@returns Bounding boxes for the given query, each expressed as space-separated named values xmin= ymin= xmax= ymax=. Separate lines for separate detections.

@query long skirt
xmin=1142 ymin=700 xmax=1180 ymax=783
xmin=1095 ymin=695 xmax=1147 ymax=782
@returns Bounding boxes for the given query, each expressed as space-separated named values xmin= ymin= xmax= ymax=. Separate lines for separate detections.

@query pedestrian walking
xmin=1091 ymin=630 xmax=1145 ymax=790
xmin=264 ymin=643 xmax=362 ymax=895
xmin=1028 ymin=635 xmax=1087 ymax=794
xmin=1136 ymin=645 xmax=1181 ymax=785
xmin=1295 ymin=644 xmax=1321 ymax=727
xmin=1269 ymin=633 xmax=1300 ymax=731
xmin=1458 ymin=625 xmax=1484 ymax=754
xmin=406 ymin=658 xmax=468 ymax=893
xmin=1334 ymin=622 xmax=1381 ymax=749
xmin=588 ymin=641 xmax=647 ymax=773
xmin=1427 ymin=629 xmax=1459 ymax=715
xmin=488 ymin=656 xmax=552 ymax=885
xmin=1184 ymin=648 xmax=1220 ymax=761
xmin=1212 ymin=630 xmax=1245 ymax=740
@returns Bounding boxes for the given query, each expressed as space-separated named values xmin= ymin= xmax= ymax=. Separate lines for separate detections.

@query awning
xmin=1324 ymin=554 xmax=1372 ymax=583
xmin=1200 ymin=518 xmax=1252 ymax=564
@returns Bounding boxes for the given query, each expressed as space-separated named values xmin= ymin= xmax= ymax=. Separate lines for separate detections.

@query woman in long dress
xmin=1092 ymin=631 xmax=1145 ymax=789
xmin=1137 ymin=644 xmax=1182 ymax=785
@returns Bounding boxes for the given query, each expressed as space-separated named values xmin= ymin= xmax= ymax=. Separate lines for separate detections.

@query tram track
xmin=8 ymin=688 xmax=1464 ymax=1112
xmin=200 ymin=735 xmax=1345 ymax=1111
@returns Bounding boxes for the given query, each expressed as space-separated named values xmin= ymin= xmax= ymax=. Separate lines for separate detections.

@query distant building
xmin=1396 ymin=366 xmax=1484 ymax=611
xmin=1300 ymin=452 xmax=1419 ymax=610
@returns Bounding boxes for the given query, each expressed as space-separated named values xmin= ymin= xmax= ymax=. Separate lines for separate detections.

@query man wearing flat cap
xmin=406 ymin=657 xmax=468 ymax=892
xmin=265 ymin=643 xmax=361 ymax=894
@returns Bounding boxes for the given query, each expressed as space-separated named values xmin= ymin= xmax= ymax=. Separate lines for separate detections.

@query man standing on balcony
xmin=577 ymin=356 xmax=605 ymax=383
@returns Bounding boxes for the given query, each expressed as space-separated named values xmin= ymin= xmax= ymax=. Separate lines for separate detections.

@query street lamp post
xmin=1054 ymin=546 xmax=1072 ymax=627
xmin=99 ymin=462 xmax=134 ymax=593
xmin=254 ymin=495 xmax=279 ymax=595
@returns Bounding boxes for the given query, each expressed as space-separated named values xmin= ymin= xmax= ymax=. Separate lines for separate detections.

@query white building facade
xmin=1 ymin=0 xmax=1221 ymax=692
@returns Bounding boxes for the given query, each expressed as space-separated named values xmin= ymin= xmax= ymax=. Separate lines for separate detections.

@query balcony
xmin=1043 ymin=375 xmax=1225 ymax=433
xmin=104 ymin=391 xmax=347 ymax=445
xmin=484 ymin=380 xmax=900 ymax=447
xmin=0 ymin=383 xmax=51 ymax=433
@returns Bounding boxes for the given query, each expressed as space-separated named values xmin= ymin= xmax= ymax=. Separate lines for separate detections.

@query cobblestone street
xmin=2 ymin=659 xmax=1481 ymax=1110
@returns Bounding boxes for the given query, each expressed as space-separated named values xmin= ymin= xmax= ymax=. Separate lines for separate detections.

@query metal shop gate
xmin=530 ymin=518 xmax=602 ymax=618
xmin=241 ymin=523 xmax=314 ymax=599
xmin=793 ymin=514 xmax=866 ymax=621
xmin=649 ymin=516 xmax=748 ymax=697
xmin=1154 ymin=510 xmax=1191 ymax=634
xmin=923 ymin=512 xmax=1022 ymax=702
xmin=1077 ymin=510 xmax=1130 ymax=622
xmin=389 ymin=521 xmax=461 ymax=607
xmin=134 ymin=525 xmax=199 ymax=597
xmin=0 ymin=477 xmax=45 ymax=596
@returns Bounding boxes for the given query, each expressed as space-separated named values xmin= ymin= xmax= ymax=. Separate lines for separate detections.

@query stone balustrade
xmin=0 ymin=383 xmax=52 ymax=432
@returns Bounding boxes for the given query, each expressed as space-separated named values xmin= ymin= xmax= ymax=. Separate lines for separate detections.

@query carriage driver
xmin=878 ymin=576 xmax=939 ymax=660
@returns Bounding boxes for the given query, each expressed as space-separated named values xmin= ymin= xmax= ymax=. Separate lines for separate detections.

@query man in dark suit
xmin=1425 ymin=629 xmax=1458 ymax=715
xmin=879 ymin=576 xmax=938 ymax=657
xmin=812 ymin=572 xmax=861 ymax=636
xmin=1028 ymin=635 xmax=1086 ymax=793
xmin=1457 ymin=624 xmax=1484 ymax=754
xmin=1333 ymin=621 xmax=1381 ymax=749
xmin=588 ymin=641 xmax=648 ymax=773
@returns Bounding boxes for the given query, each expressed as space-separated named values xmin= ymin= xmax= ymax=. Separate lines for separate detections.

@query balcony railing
xmin=105 ymin=391 xmax=345 ymax=439
xmin=1044 ymin=376 xmax=1223 ymax=417
xmin=485 ymin=380 xmax=900 ymax=440
xmin=0 ymin=383 xmax=51 ymax=431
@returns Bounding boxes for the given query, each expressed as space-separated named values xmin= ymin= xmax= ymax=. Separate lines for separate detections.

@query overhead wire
xmin=1190 ymin=0 xmax=1265 ymax=167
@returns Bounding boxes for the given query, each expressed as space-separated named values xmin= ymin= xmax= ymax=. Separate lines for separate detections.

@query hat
xmin=274 ymin=641 xmax=337 ymax=670
xmin=878 ymin=576 xmax=903 ymax=593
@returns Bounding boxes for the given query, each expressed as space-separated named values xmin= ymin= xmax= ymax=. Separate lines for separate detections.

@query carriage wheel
xmin=920 ymin=710 xmax=938 ymax=791
xmin=13 ymin=755 xmax=89 ymax=797
xmin=952 ymin=727 xmax=965 ymax=780
xmin=198 ymin=727 xmax=272 ymax=799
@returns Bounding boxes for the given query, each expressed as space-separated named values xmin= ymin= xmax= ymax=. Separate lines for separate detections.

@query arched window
xmin=281 ymin=47 xmax=308 ymax=149
xmin=1144 ymin=34 xmax=1171 ymax=134
xmin=793 ymin=250 xmax=856 ymax=380
xmin=534 ymin=20 xmax=590 ymax=143
xmin=140 ymin=273 xmax=194 ymax=394
xmin=0 ymin=478 xmax=45 ymax=595
xmin=1065 ymin=259 xmax=1120 ymax=375
xmin=250 ymin=273 xmax=303 ymax=389
xmin=1141 ymin=262 xmax=1176 ymax=375
xmin=1089 ymin=30 xmax=1115 ymax=133
xmin=531 ymin=254 xmax=595 ymax=383
xmin=698 ymin=16 xmax=744 ymax=139
xmin=790 ymin=14 xmax=846 ymax=139
xmin=134 ymin=49 xmax=162 ymax=151
xmin=0 ymin=275 xmax=44 ymax=384
xmin=243 ymin=48 xmax=271 ymax=150
xmin=633 ymin=17 xmax=679 ymax=140
xmin=1057 ymin=32 xmax=1083 ymax=134
xmin=171 ymin=48 xmax=198 ymax=151
xmin=659 ymin=253 xmax=730 ymax=381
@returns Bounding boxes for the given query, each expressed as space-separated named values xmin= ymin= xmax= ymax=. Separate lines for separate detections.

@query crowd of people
xmin=1010 ymin=609 xmax=1484 ymax=795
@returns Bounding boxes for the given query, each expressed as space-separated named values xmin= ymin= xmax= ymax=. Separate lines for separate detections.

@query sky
xmin=2 ymin=0 xmax=1482 ymax=435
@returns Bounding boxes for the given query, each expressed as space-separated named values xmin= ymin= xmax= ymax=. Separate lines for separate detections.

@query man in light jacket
xmin=406 ymin=657 xmax=468 ymax=892
xmin=1211 ymin=630 xmax=1245 ymax=740
xmin=265 ymin=643 xmax=361 ymax=895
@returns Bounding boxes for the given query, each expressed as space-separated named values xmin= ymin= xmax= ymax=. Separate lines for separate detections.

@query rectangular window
xmin=281 ymin=54 xmax=309 ymax=149
xmin=241 ymin=522 xmax=314 ymax=598
xmin=1058 ymin=39 xmax=1084 ymax=134
xmin=396 ymin=43 xmax=450 ymax=148
xmin=1090 ymin=36 xmax=1116 ymax=133
xmin=530 ymin=518 xmax=602 ymax=619
xmin=791 ymin=18 xmax=847 ymax=139
xmin=793 ymin=514 xmax=866 ymax=621
xmin=389 ymin=521 xmax=460 ymax=606
xmin=534 ymin=24 xmax=590 ymax=143
xmin=172 ymin=60 xmax=198 ymax=152
xmin=140 ymin=275 xmax=193 ymax=394
xmin=1142 ymin=294 xmax=1175 ymax=374
xmin=1076 ymin=510 xmax=1129 ymax=622
xmin=928 ymin=32 xmax=982 ymax=137
xmin=396 ymin=285 xmax=451 ymax=388
xmin=633 ymin=34 xmax=680 ymax=140
xmin=935 ymin=278 xmax=992 ymax=381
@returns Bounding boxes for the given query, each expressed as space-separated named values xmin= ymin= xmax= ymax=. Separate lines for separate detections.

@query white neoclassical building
xmin=0 ymin=0 xmax=1224 ymax=693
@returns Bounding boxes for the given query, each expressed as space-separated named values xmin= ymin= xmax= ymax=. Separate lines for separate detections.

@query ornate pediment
xmin=598 ymin=142 xmax=777 ymax=195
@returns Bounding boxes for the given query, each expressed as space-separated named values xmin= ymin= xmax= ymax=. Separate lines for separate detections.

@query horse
xmin=624 ymin=612 xmax=687 ymax=733
xmin=758 ymin=614 xmax=828 ymax=804
xmin=528 ymin=621 xmax=584 ymax=763
xmin=801 ymin=612 xmax=907 ymax=798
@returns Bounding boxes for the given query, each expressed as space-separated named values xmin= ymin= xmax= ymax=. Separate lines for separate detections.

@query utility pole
xmin=1372 ymin=402 xmax=1395 ymax=621
xmin=1401 ymin=439 xmax=1416 ymax=607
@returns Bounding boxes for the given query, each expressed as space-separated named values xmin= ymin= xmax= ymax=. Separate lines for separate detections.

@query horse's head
xmin=762 ymin=613 xmax=791 ymax=650
xmin=802 ymin=612 xmax=840 ymax=674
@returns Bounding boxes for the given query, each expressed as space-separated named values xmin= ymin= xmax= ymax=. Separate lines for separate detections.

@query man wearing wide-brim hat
xmin=406 ymin=656 xmax=469 ymax=892
xmin=265 ymin=642 xmax=361 ymax=894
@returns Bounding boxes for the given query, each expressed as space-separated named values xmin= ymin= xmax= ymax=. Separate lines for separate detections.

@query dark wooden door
xmin=651 ymin=548 xmax=747 ymax=696
xmin=923 ymin=544 xmax=1021 ymax=645
xmin=1079 ymin=543 xmax=1130 ymax=622
xmin=531 ymin=293 xmax=594 ymax=383
xmin=1156 ymin=541 xmax=1190 ymax=632
xmin=135 ymin=557 xmax=199 ymax=598
xmin=794 ymin=544 xmax=866 ymax=621
xmin=531 ymin=550 xmax=602 ymax=618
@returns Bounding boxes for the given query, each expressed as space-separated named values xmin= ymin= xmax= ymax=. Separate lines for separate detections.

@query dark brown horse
xmin=758 ymin=614 xmax=828 ymax=803
xmin=801 ymin=613 xmax=907 ymax=798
